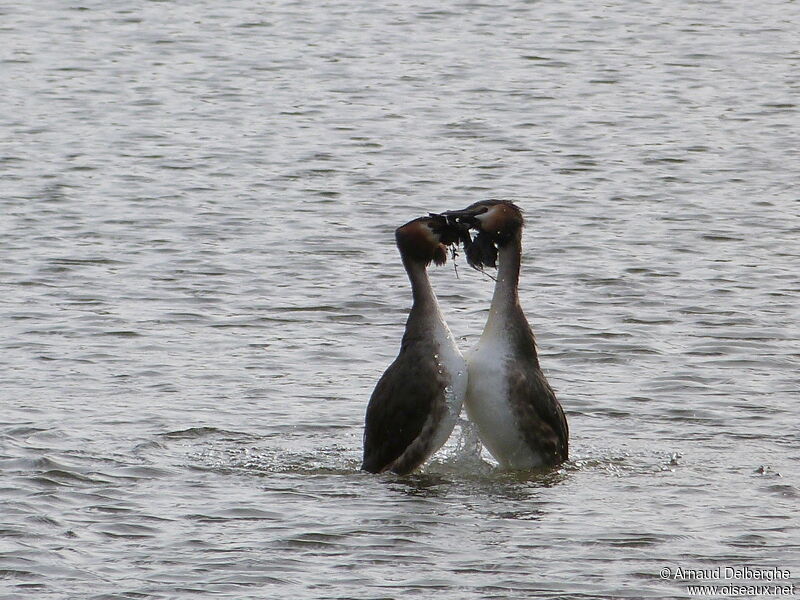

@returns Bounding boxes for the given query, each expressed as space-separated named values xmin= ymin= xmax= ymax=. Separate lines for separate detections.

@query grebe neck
xmin=488 ymin=231 xmax=522 ymax=318
xmin=403 ymin=257 xmax=439 ymax=317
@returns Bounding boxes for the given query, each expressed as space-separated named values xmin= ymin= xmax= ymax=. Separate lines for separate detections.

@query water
xmin=2 ymin=1 xmax=799 ymax=598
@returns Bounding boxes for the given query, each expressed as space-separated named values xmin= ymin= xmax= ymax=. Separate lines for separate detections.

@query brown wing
xmin=507 ymin=363 xmax=569 ymax=465
xmin=361 ymin=348 xmax=446 ymax=475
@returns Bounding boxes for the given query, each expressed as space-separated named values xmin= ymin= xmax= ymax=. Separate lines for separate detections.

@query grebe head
xmin=444 ymin=200 xmax=524 ymax=241
xmin=441 ymin=200 xmax=524 ymax=270
xmin=395 ymin=215 xmax=461 ymax=266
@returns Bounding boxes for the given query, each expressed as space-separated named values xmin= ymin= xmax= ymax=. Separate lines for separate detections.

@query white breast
xmin=465 ymin=331 xmax=540 ymax=469
xmin=427 ymin=314 xmax=468 ymax=452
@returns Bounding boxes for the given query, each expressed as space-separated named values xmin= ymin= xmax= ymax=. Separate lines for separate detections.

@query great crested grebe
xmin=444 ymin=200 xmax=568 ymax=469
xmin=361 ymin=215 xmax=467 ymax=475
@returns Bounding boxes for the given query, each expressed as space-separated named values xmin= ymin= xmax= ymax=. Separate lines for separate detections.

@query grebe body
xmin=445 ymin=201 xmax=568 ymax=469
xmin=361 ymin=216 xmax=466 ymax=475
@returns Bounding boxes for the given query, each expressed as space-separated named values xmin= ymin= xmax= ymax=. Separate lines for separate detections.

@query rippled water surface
xmin=2 ymin=1 xmax=799 ymax=598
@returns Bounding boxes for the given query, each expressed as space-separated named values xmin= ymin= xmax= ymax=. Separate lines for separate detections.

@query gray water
xmin=2 ymin=1 xmax=799 ymax=598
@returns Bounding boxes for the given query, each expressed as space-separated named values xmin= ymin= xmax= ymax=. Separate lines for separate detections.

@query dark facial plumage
xmin=441 ymin=200 xmax=524 ymax=272
xmin=463 ymin=230 xmax=499 ymax=271
xmin=395 ymin=215 xmax=462 ymax=266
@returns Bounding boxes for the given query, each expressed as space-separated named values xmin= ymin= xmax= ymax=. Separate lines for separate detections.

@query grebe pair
xmin=361 ymin=201 xmax=569 ymax=475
